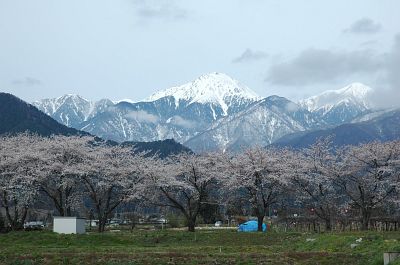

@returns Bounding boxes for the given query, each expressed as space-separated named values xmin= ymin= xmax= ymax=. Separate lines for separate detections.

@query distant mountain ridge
xmin=34 ymin=73 xmax=260 ymax=145
xmin=185 ymin=96 xmax=322 ymax=152
xmin=274 ymin=109 xmax=400 ymax=148
xmin=1 ymin=92 xmax=192 ymax=156
xmin=33 ymin=94 xmax=114 ymax=128
xmin=31 ymin=73 xmax=389 ymax=151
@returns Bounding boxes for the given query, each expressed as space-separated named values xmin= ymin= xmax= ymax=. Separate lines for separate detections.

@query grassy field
xmin=0 ymin=229 xmax=400 ymax=265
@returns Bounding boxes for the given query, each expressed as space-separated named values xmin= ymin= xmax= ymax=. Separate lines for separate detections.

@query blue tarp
xmin=237 ymin=220 xmax=267 ymax=232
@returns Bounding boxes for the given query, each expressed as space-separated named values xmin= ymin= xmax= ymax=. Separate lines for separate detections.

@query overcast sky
xmin=0 ymin=0 xmax=399 ymax=103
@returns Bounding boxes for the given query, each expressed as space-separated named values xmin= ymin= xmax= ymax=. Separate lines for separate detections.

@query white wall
xmin=53 ymin=217 xmax=86 ymax=234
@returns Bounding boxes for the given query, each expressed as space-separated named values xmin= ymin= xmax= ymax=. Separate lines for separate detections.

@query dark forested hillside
xmin=0 ymin=93 xmax=86 ymax=136
xmin=122 ymin=139 xmax=193 ymax=158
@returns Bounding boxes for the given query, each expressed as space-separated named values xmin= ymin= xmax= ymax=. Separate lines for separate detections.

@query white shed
xmin=53 ymin=217 xmax=86 ymax=234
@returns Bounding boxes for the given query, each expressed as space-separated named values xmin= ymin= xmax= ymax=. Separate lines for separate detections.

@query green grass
xmin=0 ymin=229 xmax=399 ymax=264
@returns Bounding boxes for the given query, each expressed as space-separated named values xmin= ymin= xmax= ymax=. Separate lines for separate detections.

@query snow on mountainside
xmin=33 ymin=73 xmax=260 ymax=143
xmin=185 ymin=96 xmax=321 ymax=153
xmin=32 ymin=77 xmax=384 ymax=151
xmin=300 ymin=83 xmax=372 ymax=112
xmin=146 ymin=72 xmax=260 ymax=115
xmin=34 ymin=94 xmax=89 ymax=116
xmin=299 ymin=83 xmax=374 ymax=125
xmin=33 ymin=95 xmax=113 ymax=128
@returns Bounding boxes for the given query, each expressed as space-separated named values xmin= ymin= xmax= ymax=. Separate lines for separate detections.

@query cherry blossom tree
xmin=142 ymin=153 xmax=220 ymax=232
xmin=224 ymin=147 xmax=290 ymax=231
xmin=81 ymin=142 xmax=145 ymax=232
xmin=37 ymin=135 xmax=93 ymax=216
xmin=336 ymin=141 xmax=400 ymax=230
xmin=287 ymin=138 xmax=343 ymax=231
xmin=0 ymin=134 xmax=43 ymax=230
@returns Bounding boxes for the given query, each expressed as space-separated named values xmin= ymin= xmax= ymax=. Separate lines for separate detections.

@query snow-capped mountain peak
xmin=299 ymin=82 xmax=373 ymax=112
xmin=33 ymin=94 xmax=89 ymax=116
xmin=298 ymin=83 xmax=374 ymax=125
xmin=31 ymin=78 xmax=385 ymax=152
xmin=334 ymin=82 xmax=372 ymax=99
xmin=33 ymin=94 xmax=114 ymax=127
xmin=146 ymin=72 xmax=260 ymax=114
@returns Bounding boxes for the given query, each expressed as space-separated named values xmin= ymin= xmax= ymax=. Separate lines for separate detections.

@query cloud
xmin=385 ymin=34 xmax=400 ymax=89
xmin=285 ymin=102 xmax=300 ymax=112
xmin=361 ymin=34 xmax=400 ymax=108
xmin=131 ymin=0 xmax=187 ymax=21
xmin=266 ymin=34 xmax=400 ymax=108
xmin=125 ymin=110 xmax=159 ymax=123
xmin=232 ymin=49 xmax=268 ymax=63
xmin=265 ymin=48 xmax=382 ymax=86
xmin=169 ymin=115 xmax=196 ymax=128
xmin=344 ymin=18 xmax=382 ymax=34
xmin=12 ymin=77 xmax=42 ymax=86
xmin=374 ymin=33 xmax=400 ymax=108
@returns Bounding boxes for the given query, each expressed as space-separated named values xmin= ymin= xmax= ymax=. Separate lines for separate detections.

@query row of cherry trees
xmin=0 ymin=134 xmax=147 ymax=232
xmin=0 ymin=134 xmax=399 ymax=232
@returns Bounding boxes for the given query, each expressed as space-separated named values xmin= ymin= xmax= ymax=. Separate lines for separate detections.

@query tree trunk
xmin=361 ymin=209 xmax=371 ymax=231
xmin=325 ymin=219 xmax=332 ymax=231
xmin=187 ymin=217 xmax=196 ymax=232
xmin=257 ymin=215 xmax=264 ymax=232
xmin=6 ymin=208 xmax=27 ymax=231
xmin=66 ymin=207 xmax=72 ymax=217
xmin=2 ymin=193 xmax=27 ymax=231
xmin=98 ymin=218 xmax=106 ymax=233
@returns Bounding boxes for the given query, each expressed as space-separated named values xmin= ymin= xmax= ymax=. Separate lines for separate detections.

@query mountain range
xmin=33 ymin=73 xmax=260 ymax=148
xmin=275 ymin=108 xmax=400 ymax=148
xmin=31 ymin=72 xmax=398 ymax=151
xmin=0 ymin=92 xmax=191 ymax=157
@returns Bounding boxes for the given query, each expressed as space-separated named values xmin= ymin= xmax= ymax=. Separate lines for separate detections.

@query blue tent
xmin=237 ymin=220 xmax=267 ymax=232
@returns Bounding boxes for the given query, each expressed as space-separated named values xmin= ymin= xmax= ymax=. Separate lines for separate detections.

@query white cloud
xmin=169 ymin=115 xmax=196 ymax=128
xmin=125 ymin=110 xmax=159 ymax=123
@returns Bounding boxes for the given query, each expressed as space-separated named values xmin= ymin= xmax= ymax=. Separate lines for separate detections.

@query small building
xmin=53 ymin=217 xmax=86 ymax=234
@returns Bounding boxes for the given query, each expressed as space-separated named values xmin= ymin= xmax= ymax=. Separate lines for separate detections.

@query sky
xmin=0 ymin=0 xmax=399 ymax=104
